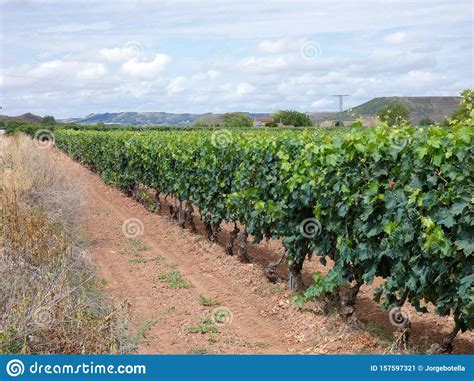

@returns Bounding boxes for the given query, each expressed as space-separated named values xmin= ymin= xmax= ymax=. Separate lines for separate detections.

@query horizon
xmin=1 ymin=0 xmax=473 ymax=118
xmin=0 ymin=94 xmax=463 ymax=120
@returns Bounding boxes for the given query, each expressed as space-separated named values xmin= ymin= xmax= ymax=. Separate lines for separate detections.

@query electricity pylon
xmin=332 ymin=94 xmax=349 ymax=112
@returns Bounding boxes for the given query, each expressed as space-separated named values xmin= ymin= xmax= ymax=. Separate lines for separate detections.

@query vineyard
xmin=3 ymin=0 xmax=473 ymax=374
xmin=46 ymin=93 xmax=473 ymax=354
xmin=5 ymin=92 xmax=468 ymax=353
xmin=3 ymin=121 xmax=339 ymax=136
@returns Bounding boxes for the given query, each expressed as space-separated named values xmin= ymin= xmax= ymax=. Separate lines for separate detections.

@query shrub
xmin=378 ymin=101 xmax=410 ymax=127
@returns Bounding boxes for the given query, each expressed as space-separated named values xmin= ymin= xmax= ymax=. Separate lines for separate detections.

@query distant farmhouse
xmin=253 ymin=117 xmax=274 ymax=127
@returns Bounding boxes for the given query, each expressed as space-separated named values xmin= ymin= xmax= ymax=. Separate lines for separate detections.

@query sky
xmin=0 ymin=0 xmax=472 ymax=118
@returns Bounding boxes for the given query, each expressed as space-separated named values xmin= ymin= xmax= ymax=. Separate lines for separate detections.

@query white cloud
xmin=167 ymin=76 xmax=187 ymax=94
xmin=237 ymin=56 xmax=290 ymax=73
xmin=28 ymin=60 xmax=106 ymax=81
xmin=121 ymin=54 xmax=171 ymax=79
xmin=384 ymin=31 xmax=408 ymax=44
xmin=42 ymin=22 xmax=113 ymax=34
xmin=191 ymin=70 xmax=219 ymax=81
xmin=311 ymin=98 xmax=334 ymax=109
xmin=236 ymin=82 xmax=255 ymax=96
xmin=99 ymin=48 xmax=125 ymax=63
xmin=0 ymin=0 xmax=471 ymax=117
xmin=407 ymin=70 xmax=432 ymax=82
xmin=77 ymin=64 xmax=106 ymax=80
xmin=28 ymin=60 xmax=64 ymax=78
xmin=259 ymin=38 xmax=301 ymax=54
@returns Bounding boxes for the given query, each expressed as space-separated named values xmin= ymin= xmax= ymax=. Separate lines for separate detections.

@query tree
xmin=448 ymin=89 xmax=472 ymax=123
xmin=442 ymin=89 xmax=473 ymax=127
xmin=272 ymin=110 xmax=312 ymax=127
xmin=42 ymin=115 xmax=56 ymax=125
xmin=265 ymin=121 xmax=278 ymax=128
xmin=222 ymin=112 xmax=253 ymax=128
xmin=419 ymin=117 xmax=434 ymax=126
xmin=193 ymin=114 xmax=224 ymax=127
xmin=4 ymin=119 xmax=28 ymax=129
xmin=378 ymin=102 xmax=410 ymax=127
xmin=192 ymin=119 xmax=209 ymax=128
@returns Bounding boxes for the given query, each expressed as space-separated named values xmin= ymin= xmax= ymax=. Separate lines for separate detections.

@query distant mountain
xmin=74 ymin=112 xmax=201 ymax=126
xmin=310 ymin=96 xmax=461 ymax=125
xmin=64 ymin=111 xmax=270 ymax=126
xmin=5 ymin=96 xmax=460 ymax=127
xmin=0 ymin=113 xmax=43 ymax=123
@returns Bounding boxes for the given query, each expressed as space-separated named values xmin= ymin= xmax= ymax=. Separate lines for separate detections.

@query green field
xmin=51 ymin=114 xmax=473 ymax=342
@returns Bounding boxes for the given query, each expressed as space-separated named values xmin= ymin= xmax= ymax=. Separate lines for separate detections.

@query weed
xmin=363 ymin=322 xmax=393 ymax=344
xmin=186 ymin=318 xmax=219 ymax=334
xmin=155 ymin=306 xmax=182 ymax=323
xmin=224 ymin=337 xmax=250 ymax=346
xmin=199 ymin=294 xmax=220 ymax=307
xmin=129 ymin=238 xmax=148 ymax=252
xmin=136 ymin=188 xmax=156 ymax=211
xmin=0 ymin=136 xmax=127 ymax=354
xmin=128 ymin=257 xmax=148 ymax=265
xmin=188 ymin=348 xmax=212 ymax=354
xmin=224 ymin=337 xmax=237 ymax=345
xmin=129 ymin=319 xmax=158 ymax=348
xmin=164 ymin=261 xmax=178 ymax=270
xmin=157 ymin=270 xmax=192 ymax=289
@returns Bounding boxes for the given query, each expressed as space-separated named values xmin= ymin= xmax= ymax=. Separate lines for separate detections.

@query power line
xmin=332 ymin=94 xmax=349 ymax=112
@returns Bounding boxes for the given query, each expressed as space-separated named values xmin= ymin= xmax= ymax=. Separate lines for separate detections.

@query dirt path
xmin=58 ymin=149 xmax=473 ymax=354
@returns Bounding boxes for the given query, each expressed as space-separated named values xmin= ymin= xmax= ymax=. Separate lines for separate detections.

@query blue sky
xmin=0 ymin=0 xmax=472 ymax=118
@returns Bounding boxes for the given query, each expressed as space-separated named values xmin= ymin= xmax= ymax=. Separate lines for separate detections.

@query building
xmin=253 ymin=117 xmax=274 ymax=127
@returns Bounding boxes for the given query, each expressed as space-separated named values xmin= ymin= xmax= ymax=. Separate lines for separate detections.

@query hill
xmin=3 ymin=96 xmax=461 ymax=127
xmin=310 ymin=96 xmax=461 ymax=125
xmin=65 ymin=112 xmax=269 ymax=126
xmin=0 ymin=113 xmax=43 ymax=123
xmin=74 ymin=112 xmax=201 ymax=126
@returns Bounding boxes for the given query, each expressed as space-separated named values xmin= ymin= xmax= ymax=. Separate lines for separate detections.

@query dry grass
xmin=0 ymin=135 xmax=127 ymax=354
